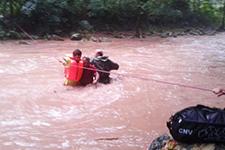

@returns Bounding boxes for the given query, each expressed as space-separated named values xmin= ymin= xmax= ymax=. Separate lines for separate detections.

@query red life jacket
xmin=64 ymin=59 xmax=83 ymax=82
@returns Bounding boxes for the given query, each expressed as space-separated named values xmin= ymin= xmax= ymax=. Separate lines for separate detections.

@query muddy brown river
xmin=0 ymin=33 xmax=225 ymax=150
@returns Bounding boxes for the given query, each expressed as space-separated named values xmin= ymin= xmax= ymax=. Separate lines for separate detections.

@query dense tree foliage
xmin=0 ymin=0 xmax=224 ymax=36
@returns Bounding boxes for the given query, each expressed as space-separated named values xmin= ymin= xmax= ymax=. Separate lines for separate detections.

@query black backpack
xmin=167 ymin=105 xmax=225 ymax=143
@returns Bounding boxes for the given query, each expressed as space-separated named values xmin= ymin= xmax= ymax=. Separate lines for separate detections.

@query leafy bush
xmin=0 ymin=0 xmax=224 ymax=35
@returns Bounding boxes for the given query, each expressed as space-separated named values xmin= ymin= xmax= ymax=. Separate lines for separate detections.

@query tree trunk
xmin=2 ymin=0 xmax=7 ymax=16
xmin=222 ymin=0 xmax=225 ymax=29
xmin=219 ymin=0 xmax=225 ymax=30
xmin=135 ymin=15 xmax=142 ymax=38
xmin=9 ymin=0 xmax=14 ymax=16
xmin=135 ymin=2 xmax=145 ymax=38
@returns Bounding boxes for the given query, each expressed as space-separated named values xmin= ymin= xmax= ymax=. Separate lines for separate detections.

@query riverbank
xmin=0 ymin=25 xmax=222 ymax=41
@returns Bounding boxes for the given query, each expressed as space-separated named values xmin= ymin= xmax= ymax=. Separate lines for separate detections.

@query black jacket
xmin=91 ymin=56 xmax=119 ymax=84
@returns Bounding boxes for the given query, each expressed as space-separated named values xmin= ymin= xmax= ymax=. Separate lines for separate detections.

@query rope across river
xmin=58 ymin=58 xmax=213 ymax=93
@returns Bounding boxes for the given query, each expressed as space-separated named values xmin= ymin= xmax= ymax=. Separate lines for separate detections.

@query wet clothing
xmin=91 ymin=56 xmax=119 ymax=84
xmin=63 ymin=57 xmax=83 ymax=86
xmin=79 ymin=64 xmax=97 ymax=86
xmin=64 ymin=79 xmax=79 ymax=86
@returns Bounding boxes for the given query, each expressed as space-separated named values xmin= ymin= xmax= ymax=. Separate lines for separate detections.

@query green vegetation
xmin=0 ymin=0 xmax=224 ymax=39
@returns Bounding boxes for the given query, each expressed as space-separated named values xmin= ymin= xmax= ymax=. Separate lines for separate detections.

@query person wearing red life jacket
xmin=79 ymin=57 xmax=99 ymax=86
xmin=63 ymin=49 xmax=84 ymax=86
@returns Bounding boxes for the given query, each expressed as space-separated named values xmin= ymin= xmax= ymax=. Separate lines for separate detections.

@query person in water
xmin=79 ymin=57 xmax=99 ymax=86
xmin=62 ymin=49 xmax=84 ymax=86
xmin=91 ymin=49 xmax=119 ymax=84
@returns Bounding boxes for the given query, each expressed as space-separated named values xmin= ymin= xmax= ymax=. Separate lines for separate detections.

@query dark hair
xmin=95 ymin=50 xmax=103 ymax=57
xmin=73 ymin=49 xmax=82 ymax=57
xmin=82 ymin=56 xmax=90 ymax=62
xmin=96 ymin=51 xmax=103 ymax=56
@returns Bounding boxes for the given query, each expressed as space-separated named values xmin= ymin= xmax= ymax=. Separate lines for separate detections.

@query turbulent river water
xmin=0 ymin=33 xmax=225 ymax=150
